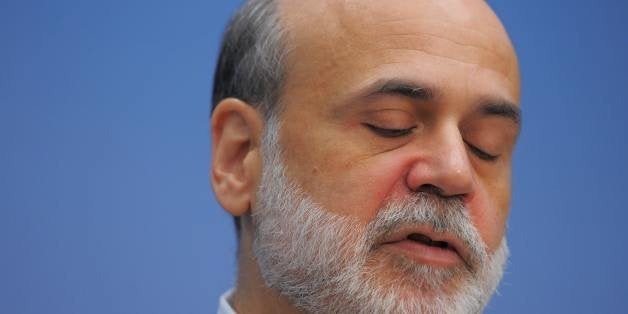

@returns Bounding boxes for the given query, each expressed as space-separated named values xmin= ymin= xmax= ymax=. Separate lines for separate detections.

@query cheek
xmin=330 ymin=155 xmax=412 ymax=220
xmin=466 ymin=183 xmax=510 ymax=252
xmin=279 ymin=113 xmax=414 ymax=223
xmin=287 ymin=145 xmax=412 ymax=223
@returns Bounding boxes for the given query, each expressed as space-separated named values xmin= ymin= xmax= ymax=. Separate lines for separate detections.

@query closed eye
xmin=363 ymin=123 xmax=415 ymax=138
xmin=464 ymin=140 xmax=499 ymax=161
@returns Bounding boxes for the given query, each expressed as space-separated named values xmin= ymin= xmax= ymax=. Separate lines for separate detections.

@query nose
xmin=405 ymin=126 xmax=475 ymax=199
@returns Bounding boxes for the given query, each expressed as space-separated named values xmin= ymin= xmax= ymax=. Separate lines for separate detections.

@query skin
xmin=211 ymin=0 xmax=520 ymax=313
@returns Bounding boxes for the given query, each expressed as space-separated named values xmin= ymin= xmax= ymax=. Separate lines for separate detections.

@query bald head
xmin=277 ymin=0 xmax=519 ymax=111
xmin=212 ymin=0 xmax=519 ymax=117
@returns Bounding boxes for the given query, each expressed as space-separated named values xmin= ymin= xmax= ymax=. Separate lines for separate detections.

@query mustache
xmin=365 ymin=192 xmax=488 ymax=271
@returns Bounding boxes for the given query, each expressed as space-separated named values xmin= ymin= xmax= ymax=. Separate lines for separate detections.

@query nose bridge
xmin=406 ymin=124 xmax=475 ymax=198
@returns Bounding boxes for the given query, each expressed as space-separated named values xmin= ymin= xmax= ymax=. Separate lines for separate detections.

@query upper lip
xmin=378 ymin=225 xmax=472 ymax=269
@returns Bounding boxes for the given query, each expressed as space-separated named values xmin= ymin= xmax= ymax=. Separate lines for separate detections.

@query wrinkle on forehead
xmin=278 ymin=0 xmax=520 ymax=101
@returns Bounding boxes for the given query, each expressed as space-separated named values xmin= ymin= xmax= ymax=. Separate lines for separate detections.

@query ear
xmin=210 ymin=98 xmax=264 ymax=217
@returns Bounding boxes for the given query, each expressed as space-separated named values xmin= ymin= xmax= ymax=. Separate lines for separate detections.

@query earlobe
xmin=210 ymin=98 xmax=264 ymax=217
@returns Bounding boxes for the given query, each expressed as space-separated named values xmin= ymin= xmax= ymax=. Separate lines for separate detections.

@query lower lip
xmin=379 ymin=240 xmax=463 ymax=268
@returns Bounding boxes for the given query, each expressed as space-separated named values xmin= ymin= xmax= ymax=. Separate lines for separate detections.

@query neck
xmin=230 ymin=216 xmax=302 ymax=314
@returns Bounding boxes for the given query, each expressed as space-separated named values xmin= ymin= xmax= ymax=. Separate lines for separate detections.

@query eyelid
xmin=363 ymin=123 xmax=416 ymax=137
xmin=365 ymin=123 xmax=500 ymax=161
xmin=464 ymin=140 xmax=499 ymax=161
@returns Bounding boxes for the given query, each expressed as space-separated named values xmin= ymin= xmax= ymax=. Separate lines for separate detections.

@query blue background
xmin=1 ymin=0 xmax=626 ymax=313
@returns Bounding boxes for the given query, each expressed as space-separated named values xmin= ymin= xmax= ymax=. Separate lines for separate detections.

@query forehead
xmin=277 ymin=0 xmax=520 ymax=107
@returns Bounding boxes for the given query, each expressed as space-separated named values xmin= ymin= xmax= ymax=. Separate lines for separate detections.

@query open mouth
xmin=379 ymin=228 xmax=466 ymax=268
xmin=407 ymin=233 xmax=452 ymax=250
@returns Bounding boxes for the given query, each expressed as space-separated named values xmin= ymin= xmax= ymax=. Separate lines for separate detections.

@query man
xmin=210 ymin=0 xmax=520 ymax=312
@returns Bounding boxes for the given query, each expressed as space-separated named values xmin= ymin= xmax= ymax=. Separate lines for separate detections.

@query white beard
xmin=251 ymin=115 xmax=509 ymax=314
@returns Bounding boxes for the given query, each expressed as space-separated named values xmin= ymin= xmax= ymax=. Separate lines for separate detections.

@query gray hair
xmin=211 ymin=0 xmax=287 ymax=121
xmin=211 ymin=0 xmax=287 ymax=234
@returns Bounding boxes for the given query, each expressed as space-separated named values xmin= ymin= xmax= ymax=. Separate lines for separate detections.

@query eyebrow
xmin=361 ymin=78 xmax=521 ymax=126
xmin=479 ymin=100 xmax=521 ymax=126
xmin=367 ymin=79 xmax=435 ymax=101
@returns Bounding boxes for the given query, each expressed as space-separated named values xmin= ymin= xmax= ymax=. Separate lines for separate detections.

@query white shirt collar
xmin=217 ymin=289 xmax=236 ymax=314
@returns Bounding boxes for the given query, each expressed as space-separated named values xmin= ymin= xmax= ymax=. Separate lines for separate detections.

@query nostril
xmin=415 ymin=184 xmax=444 ymax=196
xmin=414 ymin=184 xmax=467 ymax=201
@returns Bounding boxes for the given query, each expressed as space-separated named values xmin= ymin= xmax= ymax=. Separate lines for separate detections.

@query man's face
xmin=274 ymin=0 xmax=519 ymax=259
xmin=250 ymin=0 xmax=520 ymax=312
